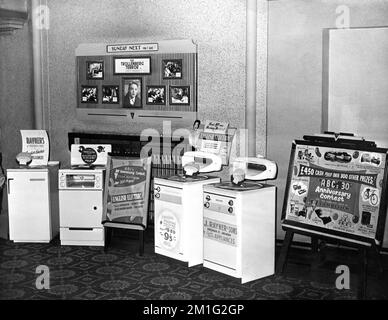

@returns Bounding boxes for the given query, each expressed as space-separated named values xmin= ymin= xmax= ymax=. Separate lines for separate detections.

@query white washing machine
xmin=154 ymin=175 xmax=220 ymax=267
xmin=203 ymin=182 xmax=276 ymax=283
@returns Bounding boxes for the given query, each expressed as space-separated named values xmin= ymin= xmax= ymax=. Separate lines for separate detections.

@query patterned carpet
xmin=0 ymin=229 xmax=387 ymax=300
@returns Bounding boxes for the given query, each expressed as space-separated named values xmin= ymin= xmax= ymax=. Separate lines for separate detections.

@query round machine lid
xmin=166 ymin=174 xmax=209 ymax=182
xmin=213 ymin=181 xmax=263 ymax=191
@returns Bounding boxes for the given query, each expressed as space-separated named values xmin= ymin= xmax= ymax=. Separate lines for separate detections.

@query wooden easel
xmin=276 ymin=227 xmax=384 ymax=299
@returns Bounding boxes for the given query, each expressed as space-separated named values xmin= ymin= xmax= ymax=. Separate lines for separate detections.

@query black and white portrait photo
xmin=122 ymin=78 xmax=142 ymax=108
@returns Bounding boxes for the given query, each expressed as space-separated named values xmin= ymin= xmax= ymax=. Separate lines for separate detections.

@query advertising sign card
xmin=70 ymin=144 xmax=111 ymax=167
xmin=20 ymin=130 xmax=49 ymax=166
xmin=103 ymin=156 xmax=152 ymax=227
xmin=197 ymin=120 xmax=235 ymax=165
xmin=283 ymin=141 xmax=388 ymax=243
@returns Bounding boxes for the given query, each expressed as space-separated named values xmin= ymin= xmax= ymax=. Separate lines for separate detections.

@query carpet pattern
xmin=0 ymin=233 xmax=386 ymax=300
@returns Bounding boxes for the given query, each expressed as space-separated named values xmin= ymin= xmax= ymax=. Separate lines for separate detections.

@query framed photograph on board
xmin=86 ymin=61 xmax=104 ymax=79
xmin=113 ymin=56 xmax=151 ymax=75
xmin=162 ymin=59 xmax=182 ymax=79
xmin=170 ymin=86 xmax=190 ymax=105
xmin=81 ymin=85 xmax=98 ymax=103
xmin=122 ymin=78 xmax=142 ymax=108
xmin=102 ymin=85 xmax=119 ymax=104
xmin=146 ymin=85 xmax=166 ymax=105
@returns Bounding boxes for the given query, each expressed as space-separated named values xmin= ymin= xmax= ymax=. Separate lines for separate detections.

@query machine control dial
xmin=155 ymin=193 xmax=160 ymax=198
xmin=204 ymin=202 xmax=210 ymax=208
xmin=205 ymin=195 xmax=211 ymax=201
xmin=228 ymin=207 xmax=233 ymax=213
xmin=228 ymin=200 xmax=234 ymax=206
xmin=155 ymin=186 xmax=161 ymax=192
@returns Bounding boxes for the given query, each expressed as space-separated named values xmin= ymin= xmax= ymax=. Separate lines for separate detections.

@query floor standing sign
xmin=282 ymin=138 xmax=388 ymax=245
xmin=103 ymin=156 xmax=152 ymax=228
xmin=278 ymin=134 xmax=388 ymax=298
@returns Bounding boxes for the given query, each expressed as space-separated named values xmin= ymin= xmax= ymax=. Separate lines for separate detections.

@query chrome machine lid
xmin=213 ymin=181 xmax=264 ymax=191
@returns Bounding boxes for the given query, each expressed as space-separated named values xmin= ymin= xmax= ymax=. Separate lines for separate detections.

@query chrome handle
xmin=7 ymin=178 xmax=13 ymax=194
xmin=29 ymin=178 xmax=45 ymax=181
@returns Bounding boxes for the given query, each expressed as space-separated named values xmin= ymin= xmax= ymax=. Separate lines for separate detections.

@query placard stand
xmin=276 ymin=227 xmax=384 ymax=299
xmin=277 ymin=132 xmax=388 ymax=300
xmin=103 ymin=155 xmax=152 ymax=256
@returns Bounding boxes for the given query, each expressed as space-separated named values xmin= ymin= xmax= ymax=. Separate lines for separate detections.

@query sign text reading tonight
xmin=106 ymin=43 xmax=158 ymax=53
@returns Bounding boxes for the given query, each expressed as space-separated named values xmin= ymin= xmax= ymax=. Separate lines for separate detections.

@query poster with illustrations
xmin=20 ymin=130 xmax=49 ymax=166
xmin=282 ymin=141 xmax=388 ymax=243
xmin=103 ymin=156 xmax=152 ymax=227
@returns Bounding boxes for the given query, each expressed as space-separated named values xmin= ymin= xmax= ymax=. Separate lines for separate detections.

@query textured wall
xmin=0 ymin=21 xmax=34 ymax=211
xmin=267 ymin=0 xmax=388 ymax=241
xmin=45 ymin=0 xmax=255 ymax=168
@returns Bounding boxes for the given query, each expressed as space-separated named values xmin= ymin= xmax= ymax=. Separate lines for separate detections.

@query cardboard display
xmin=282 ymin=138 xmax=388 ymax=245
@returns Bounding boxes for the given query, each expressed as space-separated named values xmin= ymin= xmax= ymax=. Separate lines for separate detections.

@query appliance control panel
xmin=58 ymin=170 xmax=104 ymax=190
xmin=203 ymin=192 xmax=235 ymax=216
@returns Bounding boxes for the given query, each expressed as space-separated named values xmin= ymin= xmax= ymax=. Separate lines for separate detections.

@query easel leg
xmin=139 ymin=230 xmax=144 ymax=256
xmin=104 ymin=227 xmax=113 ymax=252
xmin=276 ymin=230 xmax=294 ymax=274
xmin=311 ymin=237 xmax=319 ymax=253
xmin=358 ymin=247 xmax=368 ymax=300
xmin=372 ymin=243 xmax=384 ymax=274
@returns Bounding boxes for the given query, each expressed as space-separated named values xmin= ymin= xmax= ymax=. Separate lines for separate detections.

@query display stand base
xmin=103 ymin=223 xmax=145 ymax=256
xmin=276 ymin=228 xmax=384 ymax=300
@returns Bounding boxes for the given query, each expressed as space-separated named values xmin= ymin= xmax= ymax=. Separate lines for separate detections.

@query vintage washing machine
xmin=58 ymin=144 xmax=111 ymax=246
xmin=203 ymin=156 xmax=278 ymax=283
xmin=154 ymin=151 xmax=222 ymax=267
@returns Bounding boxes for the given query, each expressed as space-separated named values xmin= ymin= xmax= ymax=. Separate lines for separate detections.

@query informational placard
xmin=103 ymin=156 xmax=152 ymax=227
xmin=113 ymin=56 xmax=151 ymax=75
xmin=20 ymin=130 xmax=49 ymax=166
xmin=70 ymin=144 xmax=111 ymax=166
xmin=107 ymin=43 xmax=158 ymax=53
xmin=282 ymin=140 xmax=388 ymax=244
xmin=156 ymin=210 xmax=180 ymax=251
xmin=203 ymin=217 xmax=237 ymax=247
xmin=194 ymin=120 xmax=235 ymax=166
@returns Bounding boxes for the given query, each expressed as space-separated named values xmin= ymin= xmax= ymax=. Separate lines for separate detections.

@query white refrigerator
xmin=7 ymin=162 xmax=59 ymax=243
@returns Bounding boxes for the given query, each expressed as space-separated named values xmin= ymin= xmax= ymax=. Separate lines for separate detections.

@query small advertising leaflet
xmin=20 ymin=130 xmax=49 ymax=166
xmin=196 ymin=120 xmax=235 ymax=165
xmin=282 ymin=139 xmax=388 ymax=244
xmin=103 ymin=156 xmax=152 ymax=227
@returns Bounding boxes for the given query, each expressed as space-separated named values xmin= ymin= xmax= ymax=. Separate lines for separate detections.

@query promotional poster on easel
xmin=282 ymin=133 xmax=388 ymax=245
xmin=153 ymin=119 xmax=236 ymax=267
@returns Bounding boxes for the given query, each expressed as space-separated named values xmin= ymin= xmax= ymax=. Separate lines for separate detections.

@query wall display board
xmin=282 ymin=135 xmax=388 ymax=245
xmin=75 ymin=39 xmax=197 ymax=127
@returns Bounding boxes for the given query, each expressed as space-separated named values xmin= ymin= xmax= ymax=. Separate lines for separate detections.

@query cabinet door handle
xmin=7 ymin=178 xmax=13 ymax=194
xmin=29 ymin=178 xmax=45 ymax=181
